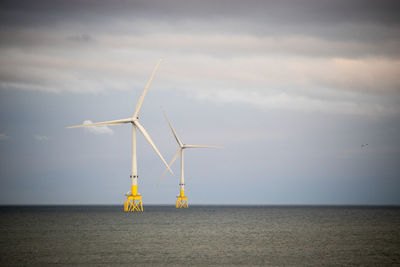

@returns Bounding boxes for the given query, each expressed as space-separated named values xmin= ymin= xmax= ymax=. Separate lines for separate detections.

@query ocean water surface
xmin=0 ymin=205 xmax=399 ymax=266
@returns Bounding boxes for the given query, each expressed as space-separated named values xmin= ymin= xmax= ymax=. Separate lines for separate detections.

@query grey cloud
xmin=1 ymin=0 xmax=399 ymax=25
xmin=1 ymin=0 xmax=400 ymax=40
xmin=100 ymin=33 xmax=400 ymax=58
xmin=196 ymin=88 xmax=400 ymax=116
xmin=1 ymin=0 xmax=399 ymax=57
xmin=0 ymin=29 xmax=96 ymax=50
xmin=66 ymin=34 xmax=96 ymax=43
xmin=1 ymin=45 xmax=399 ymax=116
xmin=0 ymin=0 xmax=399 ymax=117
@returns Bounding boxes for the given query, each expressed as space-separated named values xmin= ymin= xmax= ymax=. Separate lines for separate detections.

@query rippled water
xmin=1 ymin=205 xmax=399 ymax=266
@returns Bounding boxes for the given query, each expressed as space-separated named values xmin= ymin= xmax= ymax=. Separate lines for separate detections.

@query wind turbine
xmin=66 ymin=58 xmax=173 ymax=212
xmin=160 ymin=108 xmax=222 ymax=208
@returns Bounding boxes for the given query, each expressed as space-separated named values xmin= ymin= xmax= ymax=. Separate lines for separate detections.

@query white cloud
xmin=1 ymin=19 xmax=399 ymax=117
xmin=0 ymin=133 xmax=10 ymax=140
xmin=195 ymin=89 xmax=400 ymax=116
xmin=83 ymin=120 xmax=113 ymax=135
xmin=101 ymin=33 xmax=400 ymax=58
xmin=34 ymin=135 xmax=50 ymax=141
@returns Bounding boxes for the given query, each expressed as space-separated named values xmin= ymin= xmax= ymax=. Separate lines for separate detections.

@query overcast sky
xmin=0 ymin=0 xmax=399 ymax=205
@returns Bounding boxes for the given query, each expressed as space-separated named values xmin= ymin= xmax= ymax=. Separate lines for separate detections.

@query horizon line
xmin=1 ymin=204 xmax=399 ymax=207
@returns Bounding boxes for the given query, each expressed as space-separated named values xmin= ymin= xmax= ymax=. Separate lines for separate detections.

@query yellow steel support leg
xmin=176 ymin=189 xmax=188 ymax=208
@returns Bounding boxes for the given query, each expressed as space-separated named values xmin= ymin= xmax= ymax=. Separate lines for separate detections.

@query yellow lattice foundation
xmin=176 ymin=190 xmax=188 ymax=208
xmin=124 ymin=195 xmax=143 ymax=212
xmin=124 ymin=185 xmax=143 ymax=212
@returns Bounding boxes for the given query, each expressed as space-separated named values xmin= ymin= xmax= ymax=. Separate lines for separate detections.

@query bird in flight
xmin=361 ymin=144 xmax=368 ymax=148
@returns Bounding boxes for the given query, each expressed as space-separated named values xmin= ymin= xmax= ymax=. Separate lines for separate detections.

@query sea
xmin=0 ymin=205 xmax=399 ymax=266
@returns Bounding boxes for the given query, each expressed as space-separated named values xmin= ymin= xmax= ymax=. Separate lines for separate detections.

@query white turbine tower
xmin=160 ymin=108 xmax=222 ymax=208
xmin=66 ymin=58 xmax=173 ymax=212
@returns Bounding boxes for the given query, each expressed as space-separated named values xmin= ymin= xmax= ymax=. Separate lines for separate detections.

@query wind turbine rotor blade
xmin=183 ymin=145 xmax=224 ymax=149
xmin=133 ymin=58 xmax=163 ymax=119
xmin=158 ymin=148 xmax=181 ymax=184
xmin=65 ymin=118 xmax=132 ymax=129
xmin=161 ymin=107 xmax=183 ymax=147
xmin=134 ymin=121 xmax=174 ymax=175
